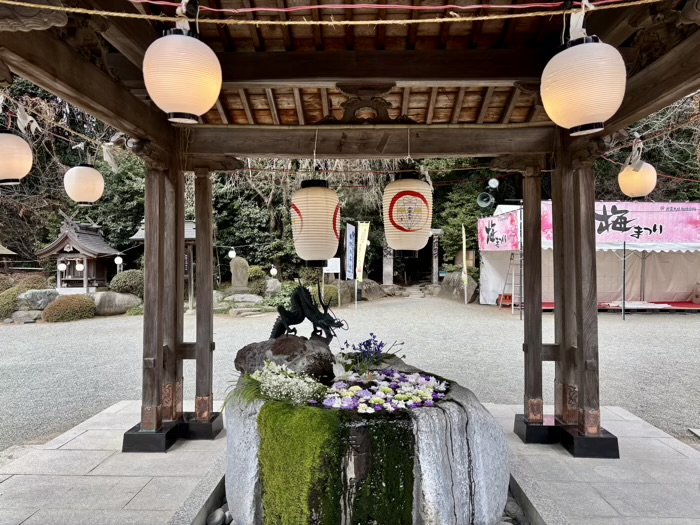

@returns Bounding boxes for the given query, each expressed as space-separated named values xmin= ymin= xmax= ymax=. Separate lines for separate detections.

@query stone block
xmin=224 ymin=294 xmax=263 ymax=305
xmin=11 ymin=310 xmax=42 ymax=324
xmin=124 ymin=476 xmax=200 ymax=511
xmin=89 ymin=292 xmax=141 ymax=316
xmin=16 ymin=289 xmax=58 ymax=310
xmin=0 ymin=449 xmax=113 ymax=476
xmin=21 ymin=509 xmax=174 ymax=525
xmin=265 ymin=278 xmax=281 ymax=297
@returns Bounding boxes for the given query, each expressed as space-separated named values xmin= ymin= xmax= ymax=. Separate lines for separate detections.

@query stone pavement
xmin=0 ymin=400 xmax=225 ymax=525
xmin=485 ymin=403 xmax=700 ymax=525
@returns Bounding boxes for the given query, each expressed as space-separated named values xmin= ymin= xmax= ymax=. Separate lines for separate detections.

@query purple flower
xmin=424 ymin=400 xmax=434 ymax=407
xmin=358 ymin=389 xmax=372 ymax=399
xmin=373 ymin=405 xmax=383 ymax=411
xmin=323 ymin=398 xmax=337 ymax=408
xmin=432 ymin=393 xmax=445 ymax=400
xmin=341 ymin=397 xmax=354 ymax=406
xmin=333 ymin=381 xmax=348 ymax=390
xmin=390 ymin=382 xmax=399 ymax=389
xmin=308 ymin=400 xmax=318 ymax=405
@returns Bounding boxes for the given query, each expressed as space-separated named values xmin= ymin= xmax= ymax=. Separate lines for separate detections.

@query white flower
xmin=357 ymin=403 xmax=375 ymax=414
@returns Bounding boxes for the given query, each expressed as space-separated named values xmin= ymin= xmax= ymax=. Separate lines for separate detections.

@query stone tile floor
xmin=484 ymin=403 xmax=700 ymax=525
xmin=0 ymin=400 xmax=225 ymax=525
xmin=2 ymin=400 xmax=699 ymax=524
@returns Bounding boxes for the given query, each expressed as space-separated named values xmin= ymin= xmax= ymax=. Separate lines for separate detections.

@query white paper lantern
xmin=382 ymin=175 xmax=433 ymax=256
xmin=0 ymin=132 xmax=32 ymax=185
xmin=541 ymin=36 xmax=627 ymax=136
xmin=57 ymin=262 xmax=67 ymax=272
xmin=270 ymin=266 xmax=278 ymax=277
xmin=64 ymin=165 xmax=104 ymax=206
xmin=75 ymin=262 xmax=85 ymax=272
xmin=143 ymin=29 xmax=222 ymax=124
xmin=618 ymin=162 xmax=657 ymax=198
xmin=114 ymin=256 xmax=123 ymax=265
xmin=228 ymin=247 xmax=237 ymax=259
xmin=291 ymin=180 xmax=340 ymax=266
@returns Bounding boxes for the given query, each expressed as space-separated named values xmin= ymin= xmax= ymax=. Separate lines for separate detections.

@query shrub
xmin=43 ymin=295 xmax=96 ymax=322
xmin=17 ymin=274 xmax=50 ymax=290
xmin=299 ymin=266 xmax=322 ymax=285
xmin=249 ymin=279 xmax=267 ymax=297
xmin=126 ymin=304 xmax=144 ymax=316
xmin=0 ymin=285 xmax=28 ymax=320
xmin=263 ymin=282 xmax=297 ymax=309
xmin=110 ymin=269 xmax=144 ymax=298
xmin=0 ymin=274 xmax=13 ymax=293
xmin=248 ymin=265 xmax=266 ymax=282
xmin=311 ymin=285 xmax=340 ymax=307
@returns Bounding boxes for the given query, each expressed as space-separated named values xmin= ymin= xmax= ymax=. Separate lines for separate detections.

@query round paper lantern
xmin=618 ymin=162 xmax=657 ymax=198
xmin=291 ymin=180 xmax=340 ymax=267
xmin=270 ymin=266 xmax=278 ymax=277
xmin=382 ymin=174 xmax=433 ymax=257
xmin=57 ymin=262 xmax=67 ymax=272
xmin=0 ymin=132 xmax=32 ymax=185
xmin=143 ymin=29 xmax=222 ymax=124
xmin=541 ymin=36 xmax=626 ymax=136
xmin=75 ymin=262 xmax=85 ymax=272
xmin=228 ymin=247 xmax=237 ymax=259
xmin=64 ymin=165 xmax=104 ymax=206
xmin=114 ymin=256 xmax=123 ymax=265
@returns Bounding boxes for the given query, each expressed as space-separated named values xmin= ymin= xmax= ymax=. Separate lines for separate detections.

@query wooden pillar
xmin=195 ymin=169 xmax=214 ymax=421
xmin=56 ymin=263 xmax=62 ymax=289
xmin=522 ymin=164 xmax=543 ymax=424
xmin=161 ymin=163 xmax=184 ymax=421
xmin=141 ymin=165 xmax=165 ymax=432
xmin=187 ymin=244 xmax=195 ymax=312
xmin=573 ymin=158 xmax=601 ymax=436
xmin=174 ymin=168 xmax=185 ymax=419
xmin=82 ymin=257 xmax=88 ymax=291
xmin=382 ymin=242 xmax=393 ymax=286
xmin=431 ymin=230 xmax=442 ymax=286
xmin=552 ymin=131 xmax=579 ymax=425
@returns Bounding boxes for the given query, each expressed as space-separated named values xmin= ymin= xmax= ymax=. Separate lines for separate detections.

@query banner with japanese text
xmin=477 ymin=210 xmax=520 ymax=251
xmin=345 ymin=223 xmax=356 ymax=280
xmin=355 ymin=222 xmax=370 ymax=282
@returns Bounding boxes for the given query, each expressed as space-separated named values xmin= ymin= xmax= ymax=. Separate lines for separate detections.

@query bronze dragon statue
xmin=270 ymin=282 xmax=346 ymax=343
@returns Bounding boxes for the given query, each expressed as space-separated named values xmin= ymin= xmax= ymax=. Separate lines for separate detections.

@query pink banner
xmin=541 ymin=201 xmax=700 ymax=245
xmin=478 ymin=211 xmax=519 ymax=251
xmin=479 ymin=201 xmax=700 ymax=251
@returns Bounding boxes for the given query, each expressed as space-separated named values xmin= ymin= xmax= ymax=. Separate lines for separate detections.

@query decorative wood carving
xmin=679 ymin=0 xmax=700 ymax=24
xmin=316 ymin=83 xmax=417 ymax=124
xmin=489 ymin=154 xmax=546 ymax=173
xmin=0 ymin=0 xmax=66 ymax=32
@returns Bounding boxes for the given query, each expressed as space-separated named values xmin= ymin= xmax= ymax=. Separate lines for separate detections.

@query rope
xmin=0 ymin=0 xmax=665 ymax=27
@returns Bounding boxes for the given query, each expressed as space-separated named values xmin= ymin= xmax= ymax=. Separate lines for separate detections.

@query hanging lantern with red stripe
xmin=383 ymin=173 xmax=433 ymax=257
xmin=291 ymin=180 xmax=340 ymax=267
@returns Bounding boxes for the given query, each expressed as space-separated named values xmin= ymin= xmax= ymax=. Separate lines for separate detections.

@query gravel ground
xmin=1 ymin=296 xmax=699 ymax=452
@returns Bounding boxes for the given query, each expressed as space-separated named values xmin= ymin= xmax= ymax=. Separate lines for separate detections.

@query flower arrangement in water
xmin=335 ymin=333 xmax=405 ymax=379
xmin=232 ymin=361 xmax=327 ymax=406
xmin=319 ymin=369 xmax=448 ymax=414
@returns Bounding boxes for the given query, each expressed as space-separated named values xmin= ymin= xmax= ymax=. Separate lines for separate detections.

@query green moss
xmin=345 ymin=411 xmax=415 ymax=525
xmin=258 ymin=402 xmax=343 ymax=525
xmin=0 ymin=285 xmax=28 ymax=319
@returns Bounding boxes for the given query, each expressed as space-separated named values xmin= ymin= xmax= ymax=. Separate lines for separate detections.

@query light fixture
xmin=75 ymin=262 xmax=85 ymax=272
xmin=618 ymin=139 xmax=657 ymax=198
xmin=291 ymin=180 xmax=340 ymax=267
xmin=114 ymin=256 xmax=123 ymax=265
xmin=488 ymin=178 xmax=499 ymax=189
xmin=143 ymin=29 xmax=222 ymax=124
xmin=228 ymin=247 xmax=237 ymax=259
xmin=0 ymin=132 xmax=32 ymax=185
xmin=57 ymin=262 xmax=67 ymax=272
xmin=64 ymin=165 xmax=104 ymax=206
xmin=270 ymin=266 xmax=278 ymax=277
xmin=382 ymin=173 xmax=433 ymax=257
xmin=540 ymin=33 xmax=626 ymax=136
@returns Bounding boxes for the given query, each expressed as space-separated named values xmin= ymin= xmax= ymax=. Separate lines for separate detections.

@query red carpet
xmin=542 ymin=301 xmax=700 ymax=311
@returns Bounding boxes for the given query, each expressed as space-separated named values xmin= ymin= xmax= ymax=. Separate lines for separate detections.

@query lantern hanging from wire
xmin=142 ymin=0 xmax=222 ymax=126
xmin=618 ymin=139 xmax=657 ymax=198
xmin=64 ymin=165 xmax=105 ymax=206
xmin=75 ymin=261 xmax=85 ymax=272
xmin=0 ymin=132 xmax=33 ymax=186
xmin=57 ymin=262 xmax=67 ymax=272
xmin=382 ymin=173 xmax=433 ymax=258
xmin=291 ymin=180 xmax=340 ymax=267
xmin=540 ymin=10 xmax=626 ymax=136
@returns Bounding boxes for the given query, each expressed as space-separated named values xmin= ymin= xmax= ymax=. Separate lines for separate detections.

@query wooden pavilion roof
xmin=0 ymin=0 xmax=697 ymax=161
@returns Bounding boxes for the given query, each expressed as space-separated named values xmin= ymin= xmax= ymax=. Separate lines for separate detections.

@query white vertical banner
xmin=345 ymin=223 xmax=356 ymax=281
xmin=462 ymin=224 xmax=468 ymax=305
xmin=355 ymin=222 xmax=370 ymax=283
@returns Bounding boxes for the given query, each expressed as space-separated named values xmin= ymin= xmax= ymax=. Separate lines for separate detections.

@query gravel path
xmin=1 ymin=296 xmax=699 ymax=452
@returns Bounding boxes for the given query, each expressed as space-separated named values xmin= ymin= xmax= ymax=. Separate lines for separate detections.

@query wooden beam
xmin=266 ymin=88 xmax=280 ymax=125
xmin=586 ymin=6 xmax=649 ymax=47
xmin=522 ymin=164 xmax=544 ymax=424
xmin=401 ymin=87 xmax=411 ymax=116
xmin=194 ymin=170 xmax=214 ymax=422
xmin=109 ymin=49 xmax=549 ymax=89
xmin=344 ymin=0 xmax=354 ymax=50
xmin=241 ymin=0 xmax=263 ymax=51
xmin=501 ymin=86 xmax=520 ymax=124
xmin=425 ymin=87 xmax=438 ymax=125
xmin=187 ymin=125 xmax=555 ymax=159
xmin=203 ymin=0 xmax=235 ymax=51
xmin=85 ymin=0 xmax=158 ymax=67
xmin=599 ymin=29 xmax=700 ymax=136
xmin=450 ymin=87 xmax=465 ymax=124
xmin=141 ymin=166 xmax=165 ymax=431
xmin=573 ymin=159 xmax=601 ymax=436
xmin=293 ymin=88 xmax=305 ymax=125
xmin=238 ymin=89 xmax=255 ymax=124
xmin=215 ymin=98 xmax=230 ymax=124
xmin=0 ymin=30 xmax=173 ymax=150
xmin=552 ymin=130 xmax=579 ymax=426
xmin=376 ymin=0 xmax=387 ymax=50
xmin=476 ymin=86 xmax=495 ymax=123
xmin=309 ymin=0 xmax=323 ymax=51
xmin=320 ymin=87 xmax=330 ymax=116
xmin=276 ymin=0 xmax=293 ymax=50
xmin=528 ymin=105 xmax=543 ymax=123
xmin=407 ymin=0 xmax=420 ymax=50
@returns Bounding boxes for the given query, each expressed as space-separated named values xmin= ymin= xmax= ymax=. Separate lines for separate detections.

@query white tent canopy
xmin=478 ymin=201 xmax=700 ymax=305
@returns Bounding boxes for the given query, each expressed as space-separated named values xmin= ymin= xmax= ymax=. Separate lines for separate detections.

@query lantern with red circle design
xmin=291 ymin=180 xmax=340 ymax=267
xmin=383 ymin=174 xmax=433 ymax=257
